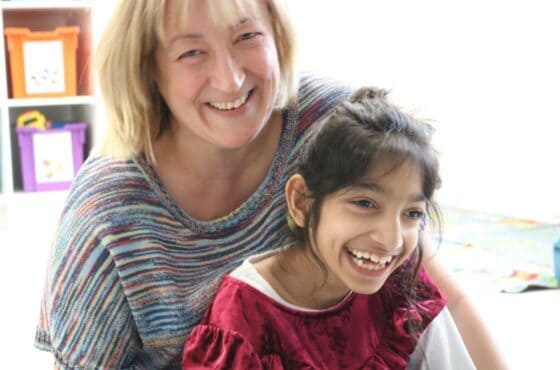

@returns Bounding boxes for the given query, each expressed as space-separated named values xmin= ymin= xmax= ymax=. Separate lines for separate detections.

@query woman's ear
xmin=285 ymin=174 xmax=310 ymax=228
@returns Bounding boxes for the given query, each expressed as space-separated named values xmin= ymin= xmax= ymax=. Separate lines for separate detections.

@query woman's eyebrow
xmin=168 ymin=18 xmax=255 ymax=46
xmin=167 ymin=33 xmax=203 ymax=49
xmin=232 ymin=17 xmax=255 ymax=30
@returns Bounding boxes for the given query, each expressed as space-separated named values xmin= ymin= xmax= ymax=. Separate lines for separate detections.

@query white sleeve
xmin=407 ymin=307 xmax=476 ymax=370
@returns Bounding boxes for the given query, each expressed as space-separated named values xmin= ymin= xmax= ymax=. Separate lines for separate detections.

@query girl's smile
xmin=345 ymin=246 xmax=396 ymax=276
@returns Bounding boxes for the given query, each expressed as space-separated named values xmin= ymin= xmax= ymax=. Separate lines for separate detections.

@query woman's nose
xmin=209 ymin=50 xmax=245 ymax=92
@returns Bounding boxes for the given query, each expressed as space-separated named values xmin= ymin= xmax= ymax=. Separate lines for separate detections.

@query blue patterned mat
xmin=433 ymin=205 xmax=560 ymax=293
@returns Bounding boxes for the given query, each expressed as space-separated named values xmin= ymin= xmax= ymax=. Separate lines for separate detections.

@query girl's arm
xmin=422 ymin=238 xmax=509 ymax=370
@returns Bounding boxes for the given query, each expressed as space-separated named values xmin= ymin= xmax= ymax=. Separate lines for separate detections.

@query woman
xmin=34 ymin=0 xmax=506 ymax=369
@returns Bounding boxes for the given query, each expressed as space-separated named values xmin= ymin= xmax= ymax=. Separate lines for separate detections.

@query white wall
xmin=289 ymin=0 xmax=560 ymax=221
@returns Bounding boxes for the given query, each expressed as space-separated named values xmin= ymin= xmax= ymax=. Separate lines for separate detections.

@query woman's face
xmin=154 ymin=0 xmax=281 ymax=150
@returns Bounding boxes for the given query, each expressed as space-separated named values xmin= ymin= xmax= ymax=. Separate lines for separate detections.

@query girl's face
xmin=154 ymin=0 xmax=281 ymax=150
xmin=310 ymin=159 xmax=426 ymax=297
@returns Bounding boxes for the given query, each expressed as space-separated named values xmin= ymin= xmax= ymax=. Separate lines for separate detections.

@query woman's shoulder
xmin=297 ymin=72 xmax=354 ymax=100
xmin=73 ymin=155 xmax=146 ymax=186
xmin=63 ymin=155 xmax=159 ymax=223
xmin=73 ymin=156 xmax=149 ymax=192
xmin=294 ymin=72 xmax=354 ymax=133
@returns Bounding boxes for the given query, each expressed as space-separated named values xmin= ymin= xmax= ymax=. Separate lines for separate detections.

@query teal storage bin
xmin=554 ymin=237 xmax=560 ymax=281
xmin=554 ymin=236 xmax=560 ymax=281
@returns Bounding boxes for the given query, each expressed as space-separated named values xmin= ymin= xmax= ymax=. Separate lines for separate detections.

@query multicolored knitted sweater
xmin=34 ymin=75 xmax=352 ymax=369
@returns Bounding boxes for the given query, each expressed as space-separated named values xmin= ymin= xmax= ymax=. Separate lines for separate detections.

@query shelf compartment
xmin=2 ymin=7 xmax=93 ymax=98
xmin=17 ymin=122 xmax=86 ymax=191
xmin=7 ymin=95 xmax=95 ymax=107
xmin=0 ymin=1 xmax=93 ymax=10
xmin=9 ymin=103 xmax=93 ymax=191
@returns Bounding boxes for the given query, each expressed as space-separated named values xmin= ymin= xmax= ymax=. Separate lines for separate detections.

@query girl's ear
xmin=285 ymin=174 xmax=310 ymax=228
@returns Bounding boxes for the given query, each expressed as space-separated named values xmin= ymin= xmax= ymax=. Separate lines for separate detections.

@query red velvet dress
xmin=183 ymin=267 xmax=446 ymax=369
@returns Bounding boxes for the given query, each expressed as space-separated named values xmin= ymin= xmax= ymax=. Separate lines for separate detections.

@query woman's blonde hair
xmin=96 ymin=0 xmax=297 ymax=161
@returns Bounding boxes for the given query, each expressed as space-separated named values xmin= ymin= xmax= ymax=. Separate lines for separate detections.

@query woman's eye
xmin=178 ymin=49 xmax=202 ymax=60
xmin=237 ymin=32 xmax=261 ymax=42
xmin=352 ymin=199 xmax=375 ymax=209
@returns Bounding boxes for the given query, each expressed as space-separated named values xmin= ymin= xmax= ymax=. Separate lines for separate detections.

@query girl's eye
xmin=407 ymin=210 xmax=426 ymax=221
xmin=178 ymin=49 xmax=202 ymax=60
xmin=237 ymin=32 xmax=262 ymax=42
xmin=352 ymin=199 xmax=375 ymax=209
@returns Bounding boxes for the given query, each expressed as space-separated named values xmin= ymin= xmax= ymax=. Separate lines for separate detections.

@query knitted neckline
xmin=137 ymin=106 xmax=297 ymax=233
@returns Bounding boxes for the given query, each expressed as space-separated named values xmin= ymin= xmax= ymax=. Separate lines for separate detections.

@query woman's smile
xmin=206 ymin=89 xmax=253 ymax=111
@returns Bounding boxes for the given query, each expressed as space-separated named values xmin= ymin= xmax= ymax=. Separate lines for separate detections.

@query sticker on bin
xmin=24 ymin=40 xmax=65 ymax=94
xmin=33 ymin=131 xmax=75 ymax=183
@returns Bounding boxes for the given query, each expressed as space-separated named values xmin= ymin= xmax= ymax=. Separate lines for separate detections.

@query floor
xmin=0 ymin=192 xmax=558 ymax=369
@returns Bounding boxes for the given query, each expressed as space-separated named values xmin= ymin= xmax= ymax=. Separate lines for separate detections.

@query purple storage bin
xmin=16 ymin=123 xmax=87 ymax=192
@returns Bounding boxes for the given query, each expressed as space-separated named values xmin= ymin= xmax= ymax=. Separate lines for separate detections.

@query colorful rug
xmin=433 ymin=205 xmax=560 ymax=293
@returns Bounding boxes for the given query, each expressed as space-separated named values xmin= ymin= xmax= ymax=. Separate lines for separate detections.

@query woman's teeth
xmin=209 ymin=92 xmax=249 ymax=110
xmin=349 ymin=248 xmax=393 ymax=271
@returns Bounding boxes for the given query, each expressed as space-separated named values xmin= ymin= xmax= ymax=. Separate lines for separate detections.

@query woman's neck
xmin=159 ymin=113 xmax=281 ymax=179
xmin=153 ymin=112 xmax=283 ymax=221
xmin=255 ymin=245 xmax=351 ymax=310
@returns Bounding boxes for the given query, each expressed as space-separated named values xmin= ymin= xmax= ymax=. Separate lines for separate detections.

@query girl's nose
xmin=209 ymin=50 xmax=245 ymax=92
xmin=369 ymin=216 xmax=403 ymax=251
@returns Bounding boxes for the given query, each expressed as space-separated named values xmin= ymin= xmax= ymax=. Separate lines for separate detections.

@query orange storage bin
xmin=4 ymin=27 xmax=80 ymax=98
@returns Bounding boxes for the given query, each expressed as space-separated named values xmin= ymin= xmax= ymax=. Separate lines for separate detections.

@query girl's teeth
xmin=210 ymin=93 xmax=248 ymax=110
xmin=352 ymin=256 xmax=385 ymax=271
xmin=349 ymin=248 xmax=393 ymax=267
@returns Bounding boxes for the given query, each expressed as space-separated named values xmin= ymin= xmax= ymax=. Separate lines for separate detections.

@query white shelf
xmin=0 ymin=187 xmax=68 ymax=203
xmin=7 ymin=96 xmax=95 ymax=108
xmin=0 ymin=1 xmax=93 ymax=10
xmin=0 ymin=1 xmax=98 ymax=196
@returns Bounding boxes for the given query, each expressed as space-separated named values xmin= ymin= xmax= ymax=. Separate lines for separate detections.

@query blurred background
xmin=291 ymin=0 xmax=559 ymax=222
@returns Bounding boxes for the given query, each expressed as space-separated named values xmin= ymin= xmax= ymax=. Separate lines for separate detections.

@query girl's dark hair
xmin=289 ymin=87 xmax=442 ymax=339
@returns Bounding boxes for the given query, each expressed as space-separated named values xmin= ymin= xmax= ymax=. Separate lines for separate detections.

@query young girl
xmin=182 ymin=88 xmax=475 ymax=369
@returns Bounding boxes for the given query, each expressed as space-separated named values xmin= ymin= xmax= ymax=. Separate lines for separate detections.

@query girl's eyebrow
xmin=351 ymin=182 xmax=426 ymax=203
xmin=352 ymin=182 xmax=384 ymax=193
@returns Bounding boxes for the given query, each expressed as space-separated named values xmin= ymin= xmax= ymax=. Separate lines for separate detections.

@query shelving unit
xmin=0 ymin=0 xmax=97 ymax=199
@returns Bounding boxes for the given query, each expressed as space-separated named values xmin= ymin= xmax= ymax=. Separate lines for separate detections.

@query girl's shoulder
xmin=382 ymin=265 xmax=448 ymax=304
xmin=375 ymin=265 xmax=448 ymax=333
xmin=415 ymin=266 xmax=449 ymax=308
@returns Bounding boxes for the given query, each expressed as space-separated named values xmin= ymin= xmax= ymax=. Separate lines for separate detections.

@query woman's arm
xmin=422 ymin=238 xmax=509 ymax=370
xmin=35 ymin=216 xmax=141 ymax=369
